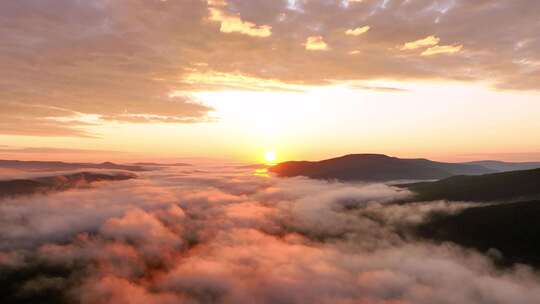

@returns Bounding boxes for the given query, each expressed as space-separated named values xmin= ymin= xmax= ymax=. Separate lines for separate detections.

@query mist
xmin=1 ymin=164 xmax=540 ymax=304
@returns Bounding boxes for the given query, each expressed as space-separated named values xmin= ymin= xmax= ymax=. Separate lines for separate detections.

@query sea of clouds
xmin=1 ymin=163 xmax=540 ymax=304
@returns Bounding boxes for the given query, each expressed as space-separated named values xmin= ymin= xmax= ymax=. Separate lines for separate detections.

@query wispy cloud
xmin=181 ymin=71 xmax=306 ymax=92
xmin=401 ymin=35 xmax=440 ymax=50
xmin=349 ymin=84 xmax=410 ymax=92
xmin=422 ymin=44 xmax=464 ymax=56
xmin=0 ymin=147 xmax=123 ymax=154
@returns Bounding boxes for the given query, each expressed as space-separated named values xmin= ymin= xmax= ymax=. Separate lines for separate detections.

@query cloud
xmin=401 ymin=35 xmax=440 ymax=50
xmin=345 ymin=25 xmax=371 ymax=36
xmin=421 ymin=44 xmax=464 ymax=56
xmin=78 ymin=276 xmax=180 ymax=304
xmin=100 ymin=208 xmax=181 ymax=246
xmin=0 ymin=0 xmax=214 ymax=137
xmin=0 ymin=118 xmax=97 ymax=138
xmin=1 ymin=0 xmax=540 ymax=136
xmin=0 ymin=147 xmax=123 ymax=154
xmin=3 ymin=163 xmax=540 ymax=303
xmin=399 ymin=34 xmax=462 ymax=57
xmin=349 ymin=84 xmax=410 ymax=92
xmin=305 ymin=36 xmax=329 ymax=51
xmin=181 ymin=71 xmax=305 ymax=92
xmin=208 ymin=8 xmax=272 ymax=38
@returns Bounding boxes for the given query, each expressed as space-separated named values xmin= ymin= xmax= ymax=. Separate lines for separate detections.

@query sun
xmin=264 ymin=151 xmax=277 ymax=164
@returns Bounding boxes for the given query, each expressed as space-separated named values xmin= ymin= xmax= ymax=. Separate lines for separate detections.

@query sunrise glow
xmin=264 ymin=151 xmax=277 ymax=164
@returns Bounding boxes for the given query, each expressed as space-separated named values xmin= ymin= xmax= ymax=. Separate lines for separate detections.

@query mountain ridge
xmin=269 ymin=154 xmax=494 ymax=181
xmin=0 ymin=171 xmax=137 ymax=199
xmin=464 ymin=160 xmax=540 ymax=172
xmin=417 ymin=200 xmax=540 ymax=267
xmin=400 ymin=168 xmax=540 ymax=202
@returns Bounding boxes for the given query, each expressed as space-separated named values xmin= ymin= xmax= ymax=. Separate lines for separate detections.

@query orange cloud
xmin=345 ymin=26 xmax=370 ymax=36
xmin=305 ymin=36 xmax=329 ymax=51
xmin=181 ymin=71 xmax=306 ymax=92
xmin=208 ymin=7 xmax=271 ymax=38
xmin=401 ymin=35 xmax=440 ymax=50
xmin=421 ymin=44 xmax=463 ymax=56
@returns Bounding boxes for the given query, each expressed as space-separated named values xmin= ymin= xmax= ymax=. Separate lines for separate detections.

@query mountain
xmin=0 ymin=172 xmax=136 ymax=199
xmin=0 ymin=160 xmax=149 ymax=172
xmin=464 ymin=160 xmax=540 ymax=172
xmin=401 ymin=168 xmax=540 ymax=202
xmin=417 ymin=200 xmax=540 ymax=267
xmin=269 ymin=154 xmax=494 ymax=182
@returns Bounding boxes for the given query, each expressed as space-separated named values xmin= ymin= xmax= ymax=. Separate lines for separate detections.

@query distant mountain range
xmin=0 ymin=172 xmax=136 ymax=199
xmin=0 ymin=160 xmax=149 ymax=172
xmin=269 ymin=154 xmax=540 ymax=182
xmin=271 ymin=154 xmax=540 ymax=268
xmin=270 ymin=154 xmax=494 ymax=181
xmin=464 ymin=160 xmax=540 ymax=172
xmin=133 ymin=162 xmax=191 ymax=167
xmin=400 ymin=168 xmax=540 ymax=267
xmin=400 ymin=168 xmax=540 ymax=202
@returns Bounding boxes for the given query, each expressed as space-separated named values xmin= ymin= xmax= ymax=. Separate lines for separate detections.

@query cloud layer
xmin=1 ymin=0 xmax=540 ymax=136
xmin=2 ymin=164 xmax=540 ymax=303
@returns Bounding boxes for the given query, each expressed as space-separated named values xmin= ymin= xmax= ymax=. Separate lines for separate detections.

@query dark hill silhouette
xmin=401 ymin=168 xmax=540 ymax=202
xmin=269 ymin=154 xmax=493 ymax=182
xmin=417 ymin=200 xmax=540 ymax=267
xmin=0 ymin=172 xmax=136 ymax=199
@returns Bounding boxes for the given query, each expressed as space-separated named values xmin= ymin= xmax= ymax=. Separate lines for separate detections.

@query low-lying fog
xmin=1 ymin=163 xmax=540 ymax=304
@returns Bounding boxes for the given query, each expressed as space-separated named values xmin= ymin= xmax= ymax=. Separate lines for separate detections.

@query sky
xmin=1 ymin=0 xmax=540 ymax=163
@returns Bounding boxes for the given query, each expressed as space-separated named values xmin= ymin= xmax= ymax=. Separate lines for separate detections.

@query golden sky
xmin=1 ymin=0 xmax=540 ymax=163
